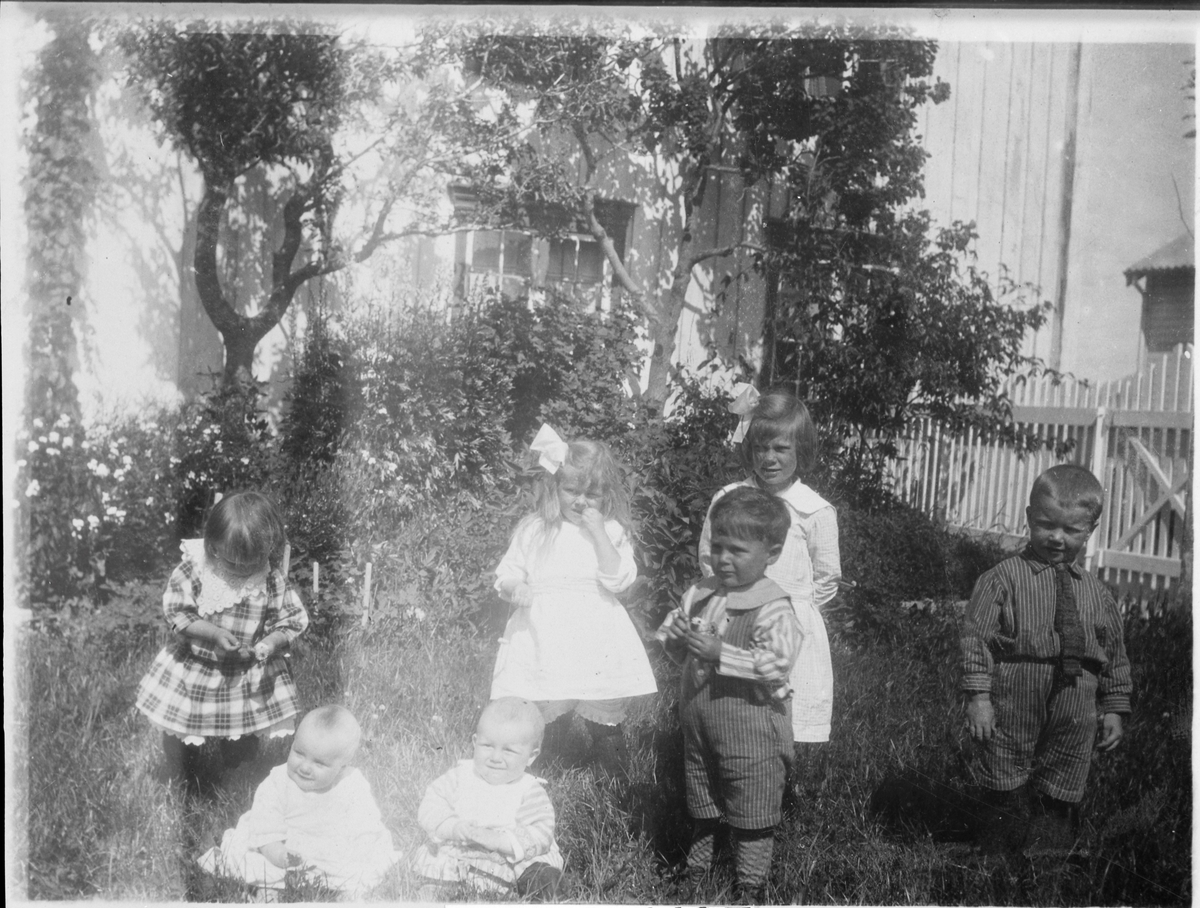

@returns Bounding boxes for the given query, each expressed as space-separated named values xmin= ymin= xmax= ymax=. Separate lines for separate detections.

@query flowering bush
xmin=23 ymin=411 xmax=178 ymax=603
xmin=172 ymin=381 xmax=278 ymax=538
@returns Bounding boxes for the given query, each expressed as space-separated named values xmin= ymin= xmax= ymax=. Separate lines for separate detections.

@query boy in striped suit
xmin=962 ymin=464 xmax=1132 ymax=855
xmin=657 ymin=487 xmax=802 ymax=902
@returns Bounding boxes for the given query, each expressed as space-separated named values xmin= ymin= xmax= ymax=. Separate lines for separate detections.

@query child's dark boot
xmin=976 ymin=785 xmax=1029 ymax=855
xmin=516 ymin=862 xmax=563 ymax=902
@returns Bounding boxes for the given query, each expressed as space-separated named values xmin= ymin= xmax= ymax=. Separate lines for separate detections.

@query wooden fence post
xmin=1085 ymin=405 xmax=1107 ymax=572
xmin=361 ymin=562 xmax=373 ymax=627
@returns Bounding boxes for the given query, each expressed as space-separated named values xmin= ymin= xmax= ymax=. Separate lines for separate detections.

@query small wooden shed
xmin=1125 ymin=233 xmax=1195 ymax=365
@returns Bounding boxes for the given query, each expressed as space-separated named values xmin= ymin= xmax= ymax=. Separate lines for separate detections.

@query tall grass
xmin=18 ymin=598 xmax=1191 ymax=905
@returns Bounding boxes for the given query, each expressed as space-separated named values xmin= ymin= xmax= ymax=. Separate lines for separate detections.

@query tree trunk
xmin=222 ymin=324 xmax=266 ymax=386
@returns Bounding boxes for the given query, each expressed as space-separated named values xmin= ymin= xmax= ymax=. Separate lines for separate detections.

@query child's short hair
xmin=709 ymin=486 xmax=791 ymax=548
xmin=481 ymin=697 xmax=546 ymax=748
xmin=1029 ymin=465 xmax=1104 ymax=523
xmin=300 ymin=705 xmax=362 ymax=758
xmin=204 ymin=490 xmax=288 ymax=569
xmin=741 ymin=390 xmax=818 ymax=476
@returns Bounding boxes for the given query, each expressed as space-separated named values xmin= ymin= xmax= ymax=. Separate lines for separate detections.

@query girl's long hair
xmin=203 ymin=490 xmax=288 ymax=570
xmin=520 ymin=439 xmax=633 ymax=544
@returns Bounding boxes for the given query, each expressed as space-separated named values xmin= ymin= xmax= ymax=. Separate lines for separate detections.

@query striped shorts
xmin=981 ymin=660 xmax=1101 ymax=802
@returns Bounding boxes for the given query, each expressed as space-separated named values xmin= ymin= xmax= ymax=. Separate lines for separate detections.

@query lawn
xmin=14 ymin=591 xmax=1192 ymax=905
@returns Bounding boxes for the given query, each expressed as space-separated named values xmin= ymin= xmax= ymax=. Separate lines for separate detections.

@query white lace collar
xmin=181 ymin=538 xmax=270 ymax=617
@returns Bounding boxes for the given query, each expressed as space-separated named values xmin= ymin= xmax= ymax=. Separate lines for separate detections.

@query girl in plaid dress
xmin=135 ymin=491 xmax=309 ymax=784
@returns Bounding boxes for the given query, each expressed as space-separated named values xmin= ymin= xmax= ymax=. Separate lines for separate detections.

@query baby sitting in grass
xmin=412 ymin=697 xmax=564 ymax=901
xmin=198 ymin=705 xmax=399 ymax=899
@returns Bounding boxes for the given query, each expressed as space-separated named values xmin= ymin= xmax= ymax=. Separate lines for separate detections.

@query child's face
xmin=556 ymin=469 xmax=603 ymax=525
xmin=286 ymin=723 xmax=353 ymax=793
xmin=209 ymin=545 xmax=268 ymax=579
xmin=1026 ymin=495 xmax=1097 ymax=566
xmin=709 ymin=531 xmax=782 ymax=591
xmin=472 ymin=714 xmax=540 ymax=786
xmin=750 ymin=434 xmax=798 ymax=493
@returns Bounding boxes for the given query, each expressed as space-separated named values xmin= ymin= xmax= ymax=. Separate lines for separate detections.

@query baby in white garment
xmin=199 ymin=705 xmax=398 ymax=898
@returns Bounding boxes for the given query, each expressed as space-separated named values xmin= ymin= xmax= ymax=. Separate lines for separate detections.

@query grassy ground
xmin=15 ymin=599 xmax=1192 ymax=905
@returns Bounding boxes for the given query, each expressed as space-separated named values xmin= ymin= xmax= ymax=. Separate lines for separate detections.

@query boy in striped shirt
xmin=657 ymin=486 xmax=802 ymax=902
xmin=962 ymin=464 xmax=1132 ymax=855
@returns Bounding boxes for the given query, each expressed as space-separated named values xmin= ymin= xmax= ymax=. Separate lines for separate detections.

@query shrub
xmin=24 ymin=411 xmax=178 ymax=604
xmin=623 ymin=370 xmax=743 ymax=620
xmin=171 ymin=381 xmax=277 ymax=539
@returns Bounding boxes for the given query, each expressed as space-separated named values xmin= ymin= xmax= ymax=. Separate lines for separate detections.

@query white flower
xmin=87 ymin=515 xmax=100 ymax=530
xmin=27 ymin=441 xmax=38 ymax=453
xmin=33 ymin=417 xmax=44 ymax=429
xmin=25 ymin=480 xmax=40 ymax=497
xmin=48 ymin=431 xmax=60 ymax=444
xmin=88 ymin=460 xmax=111 ymax=478
xmin=240 ymin=457 xmax=249 ymax=465
xmin=72 ymin=518 xmax=84 ymax=530
xmin=62 ymin=437 xmax=74 ymax=449
xmin=122 ymin=455 xmax=132 ymax=466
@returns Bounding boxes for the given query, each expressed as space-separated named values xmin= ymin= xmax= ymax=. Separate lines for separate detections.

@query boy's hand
xmin=685 ymin=628 xmax=722 ymax=663
xmin=1097 ymin=712 xmax=1124 ymax=751
xmin=965 ymin=694 xmax=996 ymax=742
xmin=659 ymin=611 xmax=688 ymax=642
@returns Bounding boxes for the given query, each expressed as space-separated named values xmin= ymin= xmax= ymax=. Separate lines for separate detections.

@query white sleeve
xmin=494 ymin=520 xmax=537 ymax=598
xmin=598 ymin=522 xmax=637 ymax=592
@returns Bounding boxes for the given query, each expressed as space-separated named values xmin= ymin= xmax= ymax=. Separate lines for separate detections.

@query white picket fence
xmin=888 ymin=344 xmax=1193 ymax=602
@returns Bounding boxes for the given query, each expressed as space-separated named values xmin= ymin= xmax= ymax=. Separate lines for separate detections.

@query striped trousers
xmin=982 ymin=660 xmax=1101 ymax=803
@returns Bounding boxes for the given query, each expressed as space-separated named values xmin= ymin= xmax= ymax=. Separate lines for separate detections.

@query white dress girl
xmin=490 ymin=518 xmax=657 ymax=703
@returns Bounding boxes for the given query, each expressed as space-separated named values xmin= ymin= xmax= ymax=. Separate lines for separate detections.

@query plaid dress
xmin=135 ymin=540 xmax=309 ymax=742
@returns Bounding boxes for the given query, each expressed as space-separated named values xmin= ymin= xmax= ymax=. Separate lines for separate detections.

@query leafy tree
xmin=117 ymin=21 xmax=460 ymax=385
xmin=20 ymin=11 xmax=101 ymax=605
xmin=431 ymin=24 xmax=1048 ymax=494
xmin=23 ymin=11 xmax=99 ymax=424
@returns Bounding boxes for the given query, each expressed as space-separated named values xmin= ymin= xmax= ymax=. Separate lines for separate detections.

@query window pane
xmin=546 ymin=238 xmax=572 ymax=281
xmin=473 ymin=231 xmax=502 ymax=272
xmin=577 ymin=241 xmax=603 ymax=284
xmin=504 ymin=231 xmax=532 ymax=276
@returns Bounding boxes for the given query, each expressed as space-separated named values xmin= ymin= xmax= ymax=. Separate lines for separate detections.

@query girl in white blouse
xmin=490 ymin=428 xmax=657 ymax=779
xmin=699 ymin=391 xmax=841 ymax=777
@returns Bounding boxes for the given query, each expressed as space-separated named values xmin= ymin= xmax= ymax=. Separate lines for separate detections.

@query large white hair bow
xmin=530 ymin=423 xmax=570 ymax=474
xmin=728 ymin=382 xmax=761 ymax=444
